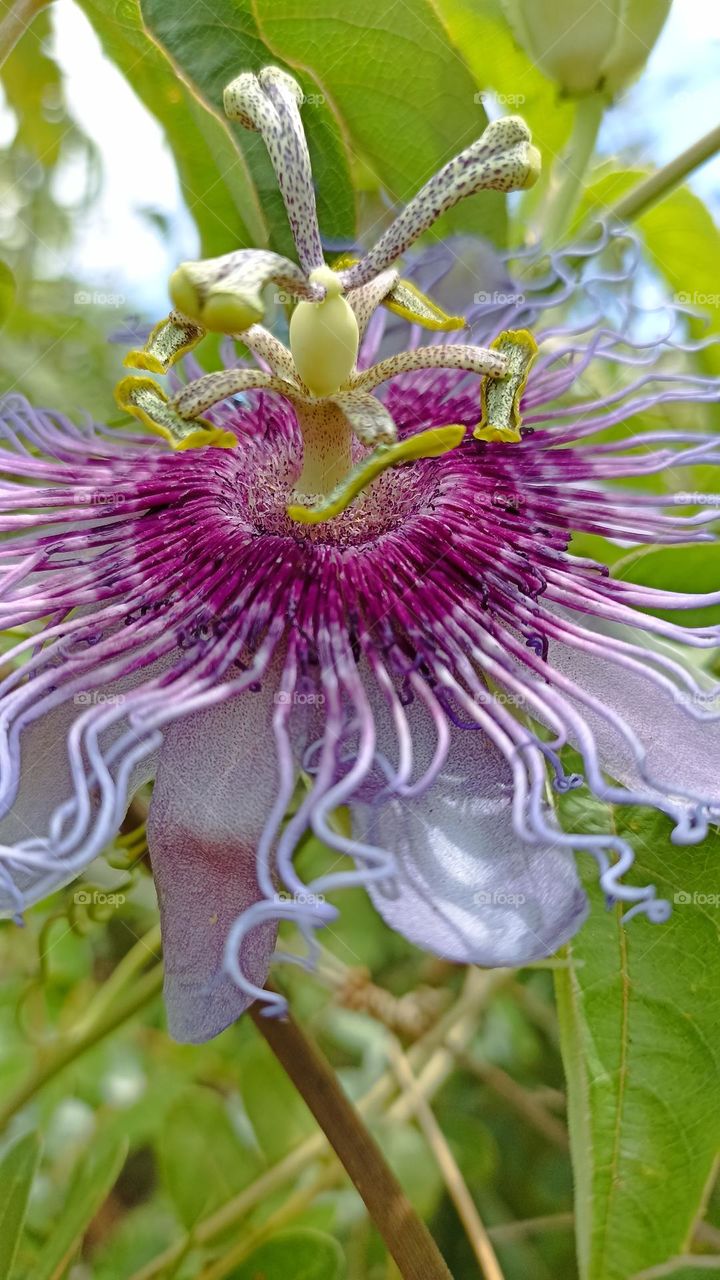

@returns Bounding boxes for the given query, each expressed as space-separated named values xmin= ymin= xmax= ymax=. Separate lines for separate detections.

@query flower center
xmin=289 ymin=265 xmax=360 ymax=397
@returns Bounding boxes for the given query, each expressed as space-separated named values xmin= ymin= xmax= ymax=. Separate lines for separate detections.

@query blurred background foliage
xmin=0 ymin=1 xmax=719 ymax=1277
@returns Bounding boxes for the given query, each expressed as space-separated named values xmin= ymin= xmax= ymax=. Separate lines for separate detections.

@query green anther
xmin=333 ymin=254 xmax=465 ymax=333
xmin=287 ymin=424 xmax=465 ymax=525
xmin=114 ymin=376 xmax=237 ymax=451
xmin=383 ymin=278 xmax=466 ymax=332
xmin=124 ymin=312 xmax=206 ymax=374
xmin=474 ymin=328 xmax=538 ymax=444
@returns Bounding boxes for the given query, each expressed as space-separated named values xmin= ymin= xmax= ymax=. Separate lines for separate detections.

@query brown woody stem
xmin=250 ymin=1001 xmax=453 ymax=1280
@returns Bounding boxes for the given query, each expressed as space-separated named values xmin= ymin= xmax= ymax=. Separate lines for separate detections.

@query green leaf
xmin=75 ymin=0 xmax=263 ymax=257
xmin=229 ymin=1228 xmax=345 ymax=1280
xmin=139 ymin=0 xmax=356 ymax=258
xmin=0 ymin=1131 xmax=41 ymax=1280
xmin=33 ymin=1132 xmax=128 ymax=1280
xmin=159 ymin=1087 xmax=263 ymax=1230
xmin=611 ymin=544 xmax=720 ymax=629
xmin=239 ymin=1040 xmax=315 ymax=1163
xmin=555 ymin=789 xmax=720 ymax=1280
xmin=0 ymin=262 xmax=16 ymax=331
xmin=252 ymin=0 xmax=507 ymax=246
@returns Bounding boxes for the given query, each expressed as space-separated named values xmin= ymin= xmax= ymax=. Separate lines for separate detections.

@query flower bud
xmin=501 ymin=0 xmax=671 ymax=97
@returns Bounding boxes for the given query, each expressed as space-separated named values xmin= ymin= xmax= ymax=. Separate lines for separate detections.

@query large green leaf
xmin=252 ymin=0 xmax=507 ymax=246
xmin=159 ymin=1086 xmax=263 ymax=1230
xmin=555 ymin=788 xmax=720 ymax=1280
xmin=139 ymin=0 xmax=356 ymax=259
xmin=0 ymin=1131 xmax=41 ymax=1280
xmin=32 ymin=1133 xmax=128 ymax=1280
xmin=75 ymin=0 xmax=264 ymax=257
xmin=229 ymin=1228 xmax=345 ymax=1280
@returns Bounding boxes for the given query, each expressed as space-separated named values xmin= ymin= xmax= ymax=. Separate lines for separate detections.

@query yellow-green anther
xmin=124 ymin=312 xmax=205 ymax=374
xmin=474 ymin=328 xmax=538 ymax=444
xmin=115 ymin=376 xmax=237 ymax=451
xmin=340 ymin=259 xmax=466 ymax=338
xmin=383 ymin=278 xmax=467 ymax=332
xmin=289 ymin=265 xmax=360 ymax=397
xmin=287 ymin=424 xmax=465 ymax=524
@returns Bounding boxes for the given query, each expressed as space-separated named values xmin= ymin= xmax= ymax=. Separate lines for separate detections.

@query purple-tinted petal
xmin=146 ymin=687 xmax=280 ymax=1043
xmin=357 ymin=719 xmax=588 ymax=967
xmin=545 ymin=617 xmax=720 ymax=810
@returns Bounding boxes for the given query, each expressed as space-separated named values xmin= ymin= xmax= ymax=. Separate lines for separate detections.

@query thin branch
xmin=605 ymin=122 xmax=720 ymax=224
xmin=488 ymin=1212 xmax=575 ymax=1244
xmin=250 ymin=1001 xmax=453 ymax=1280
xmin=389 ymin=1040 xmax=506 ymax=1280
xmin=456 ymin=1052 xmax=569 ymax=1150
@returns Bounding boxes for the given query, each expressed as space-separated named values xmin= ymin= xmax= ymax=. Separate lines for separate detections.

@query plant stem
xmin=130 ymin=969 xmax=500 ymax=1280
xmin=0 ymin=0 xmax=48 ymax=66
xmin=72 ymin=922 xmax=162 ymax=1036
xmin=389 ymin=1041 xmax=505 ymax=1280
xmin=606 ymin=122 xmax=720 ymax=223
xmin=541 ymin=93 xmax=606 ymax=248
xmin=0 ymin=963 xmax=164 ymax=1132
xmin=250 ymin=1002 xmax=454 ymax=1280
